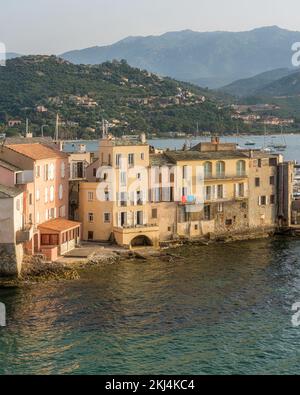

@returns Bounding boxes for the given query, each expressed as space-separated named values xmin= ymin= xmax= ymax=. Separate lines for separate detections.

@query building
xmin=8 ymin=119 xmax=22 ymax=128
xmin=0 ymin=143 xmax=80 ymax=265
xmin=78 ymin=136 xmax=294 ymax=248
xmin=0 ymin=185 xmax=25 ymax=276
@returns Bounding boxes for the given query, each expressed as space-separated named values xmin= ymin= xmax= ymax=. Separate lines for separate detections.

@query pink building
xmin=0 ymin=143 xmax=80 ymax=258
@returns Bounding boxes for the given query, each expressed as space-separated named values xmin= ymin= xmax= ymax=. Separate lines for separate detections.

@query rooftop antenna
xmin=55 ymin=113 xmax=59 ymax=141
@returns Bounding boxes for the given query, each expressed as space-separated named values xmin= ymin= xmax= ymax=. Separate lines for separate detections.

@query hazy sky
xmin=1 ymin=0 xmax=300 ymax=54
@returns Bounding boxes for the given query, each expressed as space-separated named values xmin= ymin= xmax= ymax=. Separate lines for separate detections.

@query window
xmin=36 ymin=166 xmax=40 ymax=178
xmin=48 ymin=208 xmax=55 ymax=219
xmin=41 ymin=234 xmax=59 ymax=246
xmin=183 ymin=166 xmax=189 ymax=179
xmin=259 ymin=196 xmax=267 ymax=206
xmin=141 ymin=153 xmax=145 ymax=160
xmin=238 ymin=183 xmax=245 ymax=198
xmin=116 ymin=154 xmax=122 ymax=167
xmin=255 ymin=177 xmax=260 ymax=187
xmin=205 ymin=186 xmax=212 ymax=201
xmin=237 ymin=160 xmax=246 ymax=176
xmin=225 ymin=219 xmax=233 ymax=226
xmin=36 ymin=212 xmax=40 ymax=224
xmin=217 ymin=203 xmax=224 ymax=213
xmin=152 ymin=208 xmax=158 ymax=219
xmin=120 ymin=172 xmax=127 ymax=186
xmin=61 ymin=162 xmax=65 ymax=178
xmin=44 ymin=164 xmax=49 ymax=181
xmin=16 ymin=199 xmax=20 ymax=211
xmin=258 ymin=159 xmax=262 ymax=168
xmin=88 ymin=212 xmax=94 ymax=223
xmin=204 ymin=162 xmax=212 ymax=178
xmin=88 ymin=231 xmax=94 ymax=241
xmin=50 ymin=186 xmax=54 ymax=202
xmin=128 ymin=154 xmax=134 ymax=166
xmin=194 ymin=224 xmax=198 ymax=231
xmin=104 ymin=213 xmax=111 ymax=223
xmin=49 ymin=163 xmax=55 ymax=180
xmin=59 ymin=206 xmax=66 ymax=217
xmin=93 ymin=168 xmax=97 ymax=177
xmin=270 ymin=176 xmax=275 ymax=186
xmin=29 ymin=193 xmax=33 ymax=205
xmin=45 ymin=187 xmax=48 ymax=203
xmin=216 ymin=161 xmax=225 ymax=178
xmin=269 ymin=158 xmax=277 ymax=166
xmin=29 ymin=214 xmax=33 ymax=223
xmin=59 ymin=184 xmax=63 ymax=200
xmin=136 ymin=211 xmax=143 ymax=225
xmin=88 ymin=192 xmax=94 ymax=202
xmin=36 ymin=188 xmax=40 ymax=201
xmin=204 ymin=205 xmax=211 ymax=220
xmin=270 ymin=195 xmax=275 ymax=205
xmin=217 ymin=185 xmax=223 ymax=199
xmin=104 ymin=191 xmax=110 ymax=201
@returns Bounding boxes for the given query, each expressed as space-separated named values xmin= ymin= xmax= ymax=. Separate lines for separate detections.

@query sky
xmin=1 ymin=0 xmax=300 ymax=54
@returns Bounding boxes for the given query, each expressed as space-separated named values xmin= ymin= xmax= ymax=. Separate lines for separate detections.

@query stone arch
xmin=130 ymin=235 xmax=153 ymax=248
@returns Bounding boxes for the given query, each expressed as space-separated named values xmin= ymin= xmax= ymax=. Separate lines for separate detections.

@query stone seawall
xmin=0 ymin=243 xmax=23 ymax=277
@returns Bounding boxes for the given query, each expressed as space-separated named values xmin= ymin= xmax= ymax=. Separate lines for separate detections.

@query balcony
xmin=16 ymin=170 xmax=34 ymax=185
xmin=204 ymin=173 xmax=248 ymax=181
xmin=16 ymin=225 xmax=34 ymax=243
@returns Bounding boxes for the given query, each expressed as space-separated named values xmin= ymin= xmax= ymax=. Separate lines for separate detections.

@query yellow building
xmin=78 ymin=136 xmax=293 ymax=248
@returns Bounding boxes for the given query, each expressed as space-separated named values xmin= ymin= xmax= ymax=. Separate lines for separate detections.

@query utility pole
xmin=55 ymin=113 xmax=59 ymax=141
xmin=41 ymin=125 xmax=47 ymax=137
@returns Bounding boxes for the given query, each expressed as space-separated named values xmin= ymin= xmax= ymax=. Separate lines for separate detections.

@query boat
xmin=245 ymin=140 xmax=255 ymax=146
xmin=268 ymin=127 xmax=287 ymax=151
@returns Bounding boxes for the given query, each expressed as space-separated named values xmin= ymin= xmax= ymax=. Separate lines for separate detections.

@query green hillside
xmin=220 ymin=68 xmax=297 ymax=98
xmin=0 ymin=55 xmax=240 ymax=139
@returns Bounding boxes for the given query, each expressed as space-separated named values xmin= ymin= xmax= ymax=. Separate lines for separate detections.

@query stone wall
xmin=0 ymin=243 xmax=23 ymax=277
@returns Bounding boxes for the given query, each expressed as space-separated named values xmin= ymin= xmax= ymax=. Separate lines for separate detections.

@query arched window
xmin=237 ymin=160 xmax=246 ymax=177
xmin=204 ymin=162 xmax=212 ymax=178
xmin=216 ymin=161 xmax=225 ymax=178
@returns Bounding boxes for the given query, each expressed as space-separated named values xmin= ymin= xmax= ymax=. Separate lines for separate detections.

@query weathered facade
xmin=78 ymin=136 xmax=294 ymax=248
xmin=0 ymin=185 xmax=25 ymax=276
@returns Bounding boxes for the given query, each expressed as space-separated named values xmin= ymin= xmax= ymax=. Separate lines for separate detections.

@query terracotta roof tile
xmin=7 ymin=143 xmax=67 ymax=161
xmin=38 ymin=218 xmax=81 ymax=232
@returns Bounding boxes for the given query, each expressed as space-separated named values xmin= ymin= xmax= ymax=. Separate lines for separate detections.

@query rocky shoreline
xmin=0 ymin=229 xmax=284 ymax=288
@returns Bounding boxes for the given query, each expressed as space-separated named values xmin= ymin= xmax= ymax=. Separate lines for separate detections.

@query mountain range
xmin=61 ymin=26 xmax=300 ymax=88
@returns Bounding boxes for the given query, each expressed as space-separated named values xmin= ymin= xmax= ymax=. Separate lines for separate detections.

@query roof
xmin=0 ymin=159 xmax=21 ymax=172
xmin=0 ymin=184 xmax=23 ymax=199
xmin=38 ymin=218 xmax=81 ymax=232
xmin=5 ymin=137 xmax=54 ymax=145
xmin=7 ymin=143 xmax=67 ymax=161
xmin=150 ymin=154 xmax=174 ymax=166
xmin=164 ymin=150 xmax=248 ymax=163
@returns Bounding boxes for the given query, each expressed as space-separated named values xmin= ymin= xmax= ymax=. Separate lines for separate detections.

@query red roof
xmin=7 ymin=143 xmax=67 ymax=161
xmin=38 ymin=218 xmax=81 ymax=233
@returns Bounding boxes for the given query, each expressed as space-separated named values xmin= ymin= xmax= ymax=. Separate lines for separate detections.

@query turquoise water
xmin=1 ymin=238 xmax=300 ymax=375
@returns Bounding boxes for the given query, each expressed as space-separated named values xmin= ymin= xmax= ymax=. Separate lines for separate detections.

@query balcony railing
xmin=204 ymin=173 xmax=247 ymax=180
